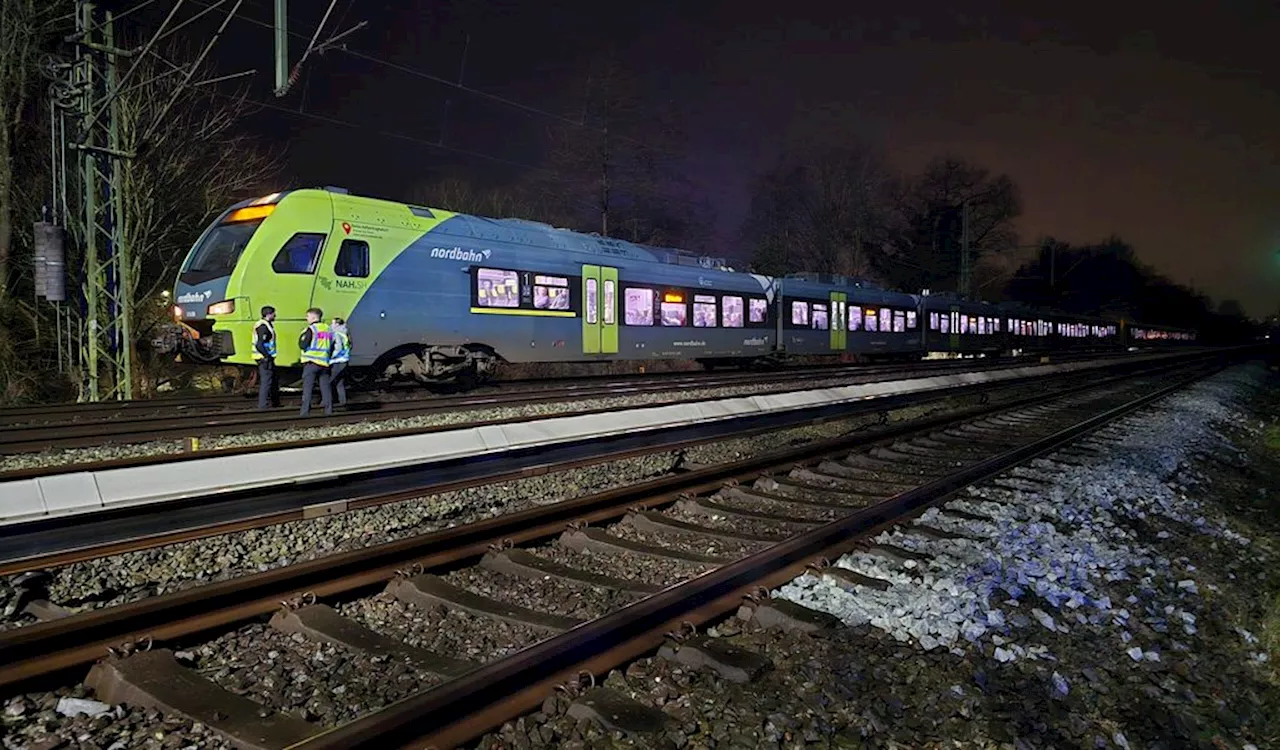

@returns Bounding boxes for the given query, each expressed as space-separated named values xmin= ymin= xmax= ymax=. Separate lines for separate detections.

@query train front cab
xmin=169 ymin=189 xmax=340 ymax=370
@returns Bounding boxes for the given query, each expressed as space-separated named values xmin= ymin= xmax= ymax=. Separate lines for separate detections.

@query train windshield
xmin=180 ymin=219 xmax=263 ymax=285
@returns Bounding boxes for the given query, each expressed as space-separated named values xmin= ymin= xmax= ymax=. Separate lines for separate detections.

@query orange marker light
xmin=663 ymin=293 xmax=684 ymax=303
xmin=224 ymin=204 xmax=275 ymax=223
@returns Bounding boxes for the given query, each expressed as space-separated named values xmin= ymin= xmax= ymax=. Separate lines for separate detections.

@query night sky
xmin=213 ymin=0 xmax=1279 ymax=317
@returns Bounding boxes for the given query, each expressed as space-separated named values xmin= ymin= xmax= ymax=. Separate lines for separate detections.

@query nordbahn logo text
xmin=430 ymin=247 xmax=491 ymax=262
xmin=176 ymin=290 xmax=212 ymax=304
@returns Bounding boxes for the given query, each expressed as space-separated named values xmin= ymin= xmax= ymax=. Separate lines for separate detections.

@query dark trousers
xmin=257 ymin=358 xmax=280 ymax=409
xmin=301 ymin=362 xmax=332 ymax=416
xmin=330 ymin=361 xmax=348 ymax=406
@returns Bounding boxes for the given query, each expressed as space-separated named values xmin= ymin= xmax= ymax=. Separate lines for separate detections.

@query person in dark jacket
xmin=298 ymin=307 xmax=334 ymax=416
xmin=253 ymin=306 xmax=280 ymax=410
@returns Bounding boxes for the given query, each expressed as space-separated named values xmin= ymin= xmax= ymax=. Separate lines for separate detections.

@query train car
xmin=1048 ymin=312 xmax=1121 ymax=353
xmin=998 ymin=303 xmax=1057 ymax=355
xmin=770 ymin=273 xmax=920 ymax=363
xmin=920 ymin=294 xmax=1005 ymax=357
xmin=1123 ymin=320 xmax=1197 ymax=349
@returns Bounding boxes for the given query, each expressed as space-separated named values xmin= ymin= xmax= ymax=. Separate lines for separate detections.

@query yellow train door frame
xmin=581 ymin=264 xmax=618 ymax=355
xmin=829 ymin=291 xmax=847 ymax=351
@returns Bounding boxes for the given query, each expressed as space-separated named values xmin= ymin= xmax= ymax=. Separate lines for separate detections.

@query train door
xmin=949 ymin=306 xmax=960 ymax=351
xmin=581 ymin=264 xmax=618 ymax=355
xmin=829 ymin=291 xmax=847 ymax=351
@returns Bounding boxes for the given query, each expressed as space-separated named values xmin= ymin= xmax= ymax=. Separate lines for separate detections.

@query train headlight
xmin=207 ymin=299 xmax=235 ymax=316
xmin=172 ymin=305 xmax=182 ymax=320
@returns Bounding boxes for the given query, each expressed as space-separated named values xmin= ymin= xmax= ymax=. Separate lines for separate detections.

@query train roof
xmin=303 ymin=187 xmax=738 ymax=273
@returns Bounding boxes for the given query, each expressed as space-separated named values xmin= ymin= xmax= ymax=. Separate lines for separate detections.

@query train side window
xmin=812 ymin=303 xmax=829 ymax=330
xmin=334 ymin=239 xmax=370 ymax=278
xmin=929 ymin=312 xmax=939 ymax=331
xmin=978 ymin=317 xmax=987 ymax=335
xmin=272 ymin=233 xmax=326 ymax=275
xmin=722 ymin=295 xmax=744 ymax=328
xmin=476 ymin=268 xmax=521 ymax=308
xmin=693 ymin=294 xmax=717 ymax=328
xmin=660 ymin=291 xmax=687 ymax=326
xmin=849 ymin=305 xmax=862 ymax=331
xmin=585 ymin=278 xmax=599 ymax=324
xmin=907 ymin=310 xmax=918 ymax=330
xmin=864 ymin=308 xmax=878 ymax=332
xmin=624 ymin=287 xmax=655 ymax=325
xmin=790 ymin=301 xmax=809 ymax=327
xmin=893 ymin=310 xmax=905 ymax=333
xmin=748 ymin=298 xmax=768 ymax=325
xmin=940 ymin=314 xmax=950 ymax=334
xmin=534 ymin=274 xmax=571 ymax=311
xmin=602 ymin=280 xmax=616 ymax=324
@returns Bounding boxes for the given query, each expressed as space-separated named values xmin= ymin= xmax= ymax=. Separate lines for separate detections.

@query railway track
xmin=0 ymin=355 xmax=1093 ymax=428
xmin=0 ymin=352 xmax=1231 ymax=749
xmin=0 ymin=350 xmax=1205 ymax=577
xmin=0 ymin=360 xmax=935 ymax=428
xmin=0 ymin=352 xmax=1138 ymax=456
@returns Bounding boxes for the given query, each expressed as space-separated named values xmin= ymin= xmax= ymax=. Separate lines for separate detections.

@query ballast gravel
xmin=338 ymin=593 xmax=548 ymax=663
xmin=192 ymin=624 xmax=441 ymax=728
xmin=534 ymin=545 xmax=716 ymax=589
xmin=0 ymin=397 xmax=963 ymax=628
xmin=472 ymin=363 xmax=1279 ymax=750
xmin=0 ymin=374 xmax=895 ymax=473
xmin=608 ymin=519 xmax=769 ymax=559
xmin=443 ymin=565 xmax=642 ymax=621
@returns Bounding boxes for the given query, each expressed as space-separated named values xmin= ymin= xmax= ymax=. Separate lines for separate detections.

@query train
xmin=152 ymin=187 xmax=1198 ymax=386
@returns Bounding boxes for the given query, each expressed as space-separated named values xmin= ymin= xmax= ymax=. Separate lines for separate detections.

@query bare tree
xmin=409 ymin=174 xmax=538 ymax=220
xmin=0 ymin=0 xmax=67 ymax=299
xmin=896 ymin=157 xmax=1022 ymax=292
xmin=106 ymin=43 xmax=281 ymax=396
xmin=742 ymin=142 xmax=905 ymax=283
xmin=525 ymin=56 xmax=702 ymax=248
xmin=116 ymin=44 xmax=281 ymax=309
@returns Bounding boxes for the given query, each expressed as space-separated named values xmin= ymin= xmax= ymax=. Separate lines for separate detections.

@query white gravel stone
xmin=777 ymin=366 xmax=1269 ymax=671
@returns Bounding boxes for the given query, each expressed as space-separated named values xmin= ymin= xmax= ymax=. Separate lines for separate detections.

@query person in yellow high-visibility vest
xmin=330 ymin=316 xmax=351 ymax=407
xmin=298 ymin=307 xmax=334 ymax=416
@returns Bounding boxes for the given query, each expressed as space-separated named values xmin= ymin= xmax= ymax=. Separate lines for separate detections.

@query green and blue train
xmin=153 ymin=187 xmax=1197 ymax=386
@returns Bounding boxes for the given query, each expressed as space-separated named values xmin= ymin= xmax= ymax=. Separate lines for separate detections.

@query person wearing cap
xmin=253 ymin=306 xmax=280 ymax=410
xmin=329 ymin=316 xmax=351 ymax=407
xmin=298 ymin=307 xmax=334 ymax=416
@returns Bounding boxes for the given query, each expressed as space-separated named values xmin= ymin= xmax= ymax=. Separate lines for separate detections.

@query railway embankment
xmin=474 ymin=364 xmax=1280 ymax=749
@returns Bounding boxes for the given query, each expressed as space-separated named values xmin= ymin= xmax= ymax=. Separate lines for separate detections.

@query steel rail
xmin=0 ymin=352 xmax=1228 ymax=693
xmin=297 ymin=358 xmax=1226 ymax=750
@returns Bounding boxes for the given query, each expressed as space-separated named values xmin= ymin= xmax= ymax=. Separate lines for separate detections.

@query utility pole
xmin=958 ymin=199 xmax=971 ymax=299
xmin=48 ymin=0 xmax=275 ymax=401
xmin=65 ymin=1 xmax=133 ymax=401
